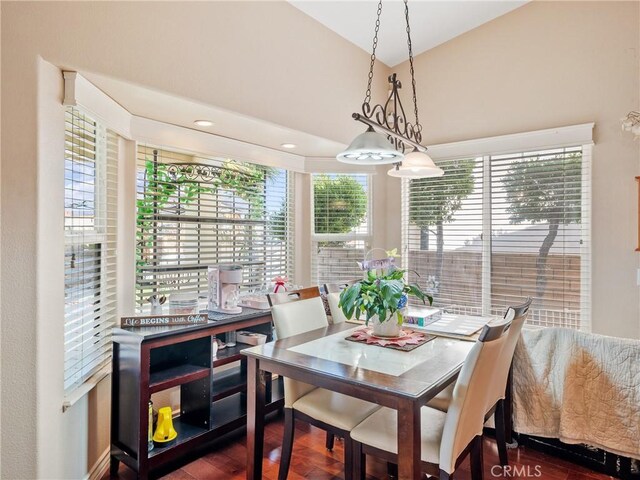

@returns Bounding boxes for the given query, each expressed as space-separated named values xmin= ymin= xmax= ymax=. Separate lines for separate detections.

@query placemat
xmin=345 ymin=327 xmax=436 ymax=352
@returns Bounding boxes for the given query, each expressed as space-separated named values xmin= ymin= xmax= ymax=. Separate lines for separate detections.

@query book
xmin=403 ymin=306 xmax=442 ymax=327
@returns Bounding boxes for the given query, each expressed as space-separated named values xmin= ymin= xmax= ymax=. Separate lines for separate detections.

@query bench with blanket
xmin=513 ymin=327 xmax=640 ymax=461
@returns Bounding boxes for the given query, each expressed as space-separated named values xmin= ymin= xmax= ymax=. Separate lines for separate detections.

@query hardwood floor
xmin=106 ymin=418 xmax=616 ymax=480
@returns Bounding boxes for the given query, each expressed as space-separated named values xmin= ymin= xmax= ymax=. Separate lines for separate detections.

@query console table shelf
xmin=149 ymin=365 xmax=211 ymax=394
xmin=211 ymin=365 xmax=246 ymax=401
xmin=213 ymin=343 xmax=254 ymax=367
xmin=110 ymin=309 xmax=279 ymax=479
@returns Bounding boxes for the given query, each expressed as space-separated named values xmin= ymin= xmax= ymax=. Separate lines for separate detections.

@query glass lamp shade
xmin=387 ymin=150 xmax=444 ymax=179
xmin=337 ymin=128 xmax=404 ymax=165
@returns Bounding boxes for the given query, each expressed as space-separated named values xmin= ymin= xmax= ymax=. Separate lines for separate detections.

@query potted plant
xmin=339 ymin=266 xmax=433 ymax=337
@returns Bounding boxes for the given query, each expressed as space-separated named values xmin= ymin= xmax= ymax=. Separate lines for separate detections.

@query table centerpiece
xmin=339 ymin=259 xmax=433 ymax=338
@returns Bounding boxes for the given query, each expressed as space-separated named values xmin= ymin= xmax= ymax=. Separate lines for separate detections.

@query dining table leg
xmin=397 ymin=399 xmax=422 ymax=480
xmin=246 ymin=356 xmax=266 ymax=480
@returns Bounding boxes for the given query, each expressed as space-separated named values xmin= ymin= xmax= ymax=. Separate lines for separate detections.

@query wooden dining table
xmin=243 ymin=322 xmax=476 ymax=480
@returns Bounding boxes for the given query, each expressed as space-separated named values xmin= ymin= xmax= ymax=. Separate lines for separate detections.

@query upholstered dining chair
xmin=321 ymin=281 xmax=361 ymax=451
xmin=349 ymin=320 xmax=513 ymax=480
xmin=268 ymin=286 xmax=380 ymax=480
xmin=323 ymin=281 xmax=356 ymax=325
xmin=426 ymin=297 xmax=532 ymax=466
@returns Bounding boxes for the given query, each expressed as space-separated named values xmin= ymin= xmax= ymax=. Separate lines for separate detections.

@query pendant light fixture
xmin=337 ymin=0 xmax=444 ymax=179
xmin=388 ymin=148 xmax=443 ymax=178
xmin=336 ymin=126 xmax=404 ymax=164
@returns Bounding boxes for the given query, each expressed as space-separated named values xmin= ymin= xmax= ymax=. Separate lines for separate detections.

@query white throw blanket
xmin=512 ymin=327 xmax=640 ymax=459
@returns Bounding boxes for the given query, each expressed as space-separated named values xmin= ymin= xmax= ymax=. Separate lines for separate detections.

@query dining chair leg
xmin=344 ymin=435 xmax=354 ymax=480
xmin=278 ymin=408 xmax=295 ymax=480
xmin=352 ymin=441 xmax=366 ymax=480
xmin=439 ymin=469 xmax=453 ymax=480
xmin=470 ymin=435 xmax=484 ymax=480
xmin=494 ymin=400 xmax=509 ymax=466
xmin=326 ymin=432 xmax=335 ymax=451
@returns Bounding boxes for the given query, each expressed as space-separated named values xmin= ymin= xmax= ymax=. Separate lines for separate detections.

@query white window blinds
xmin=311 ymin=173 xmax=370 ymax=285
xmin=404 ymin=157 xmax=483 ymax=309
xmin=136 ymin=146 xmax=294 ymax=307
xmin=64 ymin=107 xmax=118 ymax=393
xmin=403 ymin=146 xmax=590 ymax=330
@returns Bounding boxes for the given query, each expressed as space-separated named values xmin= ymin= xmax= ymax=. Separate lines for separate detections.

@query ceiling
xmin=289 ymin=0 xmax=529 ymax=67
xmin=84 ymin=2 xmax=530 ymax=157
xmin=84 ymin=72 xmax=346 ymax=158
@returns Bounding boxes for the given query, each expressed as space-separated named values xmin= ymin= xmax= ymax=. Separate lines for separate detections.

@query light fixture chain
xmin=364 ymin=0 xmax=383 ymax=105
xmin=404 ymin=0 xmax=420 ymax=132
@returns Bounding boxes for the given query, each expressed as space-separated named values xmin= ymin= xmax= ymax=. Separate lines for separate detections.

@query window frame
xmin=134 ymin=147 xmax=295 ymax=306
xmin=310 ymin=172 xmax=373 ymax=284
xmin=63 ymin=107 xmax=118 ymax=399
xmin=310 ymin=172 xmax=373 ymax=243
xmin=402 ymin=143 xmax=592 ymax=332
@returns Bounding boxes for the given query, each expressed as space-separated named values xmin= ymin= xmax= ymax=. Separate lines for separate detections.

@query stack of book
xmin=403 ymin=306 xmax=442 ymax=327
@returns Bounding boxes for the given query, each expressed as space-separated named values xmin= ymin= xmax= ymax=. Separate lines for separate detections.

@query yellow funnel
xmin=153 ymin=407 xmax=177 ymax=446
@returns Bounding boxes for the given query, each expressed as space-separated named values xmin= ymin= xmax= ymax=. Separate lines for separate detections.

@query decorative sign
xmin=357 ymin=257 xmax=396 ymax=271
xmin=121 ymin=313 xmax=208 ymax=328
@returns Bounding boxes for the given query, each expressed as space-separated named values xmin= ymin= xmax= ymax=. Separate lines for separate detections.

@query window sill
xmin=62 ymin=364 xmax=111 ymax=412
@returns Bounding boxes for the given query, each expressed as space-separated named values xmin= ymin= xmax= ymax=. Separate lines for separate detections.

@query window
xmin=135 ymin=146 xmax=294 ymax=307
xmin=64 ymin=107 xmax=118 ymax=393
xmin=311 ymin=173 xmax=370 ymax=285
xmin=403 ymin=157 xmax=484 ymax=309
xmin=403 ymin=146 xmax=590 ymax=330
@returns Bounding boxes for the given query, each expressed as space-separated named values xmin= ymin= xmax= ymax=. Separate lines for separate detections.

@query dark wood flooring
xmin=106 ymin=418 xmax=616 ymax=480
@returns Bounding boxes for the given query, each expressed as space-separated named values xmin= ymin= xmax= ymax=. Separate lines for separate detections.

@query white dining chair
xmin=349 ymin=320 xmax=513 ymax=480
xmin=426 ymin=298 xmax=532 ymax=466
xmin=268 ymin=286 xmax=380 ymax=480
xmin=323 ymin=282 xmax=356 ymax=325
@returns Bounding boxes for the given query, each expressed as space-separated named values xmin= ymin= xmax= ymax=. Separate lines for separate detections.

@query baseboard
xmin=84 ymin=448 xmax=110 ymax=480
xmin=516 ymin=434 xmax=640 ymax=480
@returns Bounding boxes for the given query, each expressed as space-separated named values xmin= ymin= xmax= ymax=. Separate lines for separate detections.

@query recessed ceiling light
xmin=194 ymin=120 xmax=214 ymax=127
xmin=281 ymin=143 xmax=296 ymax=149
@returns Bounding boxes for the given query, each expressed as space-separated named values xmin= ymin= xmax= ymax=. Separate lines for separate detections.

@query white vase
xmin=371 ymin=312 xmax=401 ymax=337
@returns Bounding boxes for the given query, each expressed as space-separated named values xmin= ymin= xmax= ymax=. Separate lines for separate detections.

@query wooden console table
xmin=109 ymin=309 xmax=282 ymax=479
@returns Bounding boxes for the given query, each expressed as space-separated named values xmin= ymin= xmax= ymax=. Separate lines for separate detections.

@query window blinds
xmin=403 ymin=158 xmax=484 ymax=309
xmin=311 ymin=173 xmax=370 ymax=285
xmin=64 ymin=107 xmax=118 ymax=393
xmin=135 ymin=146 xmax=294 ymax=307
xmin=403 ymin=146 xmax=589 ymax=330
xmin=489 ymin=147 xmax=587 ymax=328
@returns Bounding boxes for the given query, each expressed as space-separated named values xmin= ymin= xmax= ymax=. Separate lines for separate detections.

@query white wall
xmin=2 ymin=1 xmax=385 ymax=147
xmin=1 ymin=38 xmax=40 ymax=480
xmin=36 ymin=57 xmax=68 ymax=478
xmin=0 ymin=2 xmax=385 ymax=478
xmin=390 ymin=0 xmax=640 ymax=339
xmin=1 ymin=2 xmax=639 ymax=479
xmin=0 ymin=4 xmax=3 ymax=473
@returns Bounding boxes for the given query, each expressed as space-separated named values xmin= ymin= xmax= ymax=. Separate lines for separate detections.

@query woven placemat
xmin=346 ymin=327 xmax=436 ymax=352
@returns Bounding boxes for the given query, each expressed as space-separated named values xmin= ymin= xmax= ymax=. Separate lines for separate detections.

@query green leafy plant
xmin=339 ymin=268 xmax=432 ymax=326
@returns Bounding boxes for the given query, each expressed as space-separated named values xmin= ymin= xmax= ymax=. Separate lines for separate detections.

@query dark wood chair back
xmin=267 ymin=286 xmax=321 ymax=307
